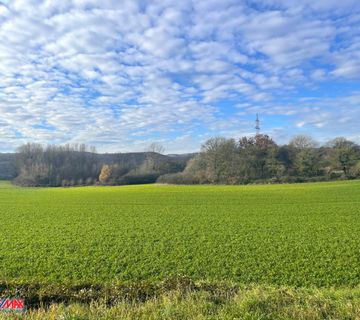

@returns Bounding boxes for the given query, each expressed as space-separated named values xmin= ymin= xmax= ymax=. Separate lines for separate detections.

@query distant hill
xmin=166 ymin=153 xmax=198 ymax=160
xmin=0 ymin=153 xmax=16 ymax=179
xmin=96 ymin=152 xmax=196 ymax=166
xmin=0 ymin=152 xmax=195 ymax=180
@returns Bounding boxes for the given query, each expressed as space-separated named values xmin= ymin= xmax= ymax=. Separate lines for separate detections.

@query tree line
xmin=14 ymin=143 xmax=100 ymax=186
xmin=13 ymin=143 xmax=186 ymax=186
xmin=158 ymin=135 xmax=360 ymax=184
xmin=13 ymin=134 xmax=360 ymax=187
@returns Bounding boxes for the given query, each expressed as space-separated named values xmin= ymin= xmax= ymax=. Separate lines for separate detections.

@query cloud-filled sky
xmin=0 ymin=0 xmax=359 ymax=153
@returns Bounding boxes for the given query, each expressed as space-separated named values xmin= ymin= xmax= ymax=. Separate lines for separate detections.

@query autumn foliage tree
xmin=99 ymin=165 xmax=113 ymax=184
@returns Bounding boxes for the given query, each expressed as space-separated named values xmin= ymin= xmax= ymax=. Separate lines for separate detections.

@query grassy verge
xmin=1 ymin=278 xmax=360 ymax=319
xmin=12 ymin=284 xmax=360 ymax=320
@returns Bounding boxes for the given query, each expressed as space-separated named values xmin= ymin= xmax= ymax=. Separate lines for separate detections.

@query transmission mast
xmin=255 ymin=114 xmax=260 ymax=136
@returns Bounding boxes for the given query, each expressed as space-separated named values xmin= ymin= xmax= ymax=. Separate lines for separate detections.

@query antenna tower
xmin=255 ymin=114 xmax=260 ymax=136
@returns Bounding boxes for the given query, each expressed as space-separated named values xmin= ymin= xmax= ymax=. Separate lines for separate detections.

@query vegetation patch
xmin=18 ymin=285 xmax=360 ymax=319
xmin=1 ymin=180 xmax=360 ymax=288
xmin=1 ymin=180 xmax=360 ymax=317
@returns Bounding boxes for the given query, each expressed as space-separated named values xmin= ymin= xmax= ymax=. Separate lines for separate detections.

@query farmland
xmin=1 ymin=180 xmax=360 ymax=318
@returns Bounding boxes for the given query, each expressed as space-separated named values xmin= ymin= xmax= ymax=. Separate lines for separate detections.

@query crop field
xmin=1 ymin=180 xmax=360 ymax=318
xmin=1 ymin=179 xmax=360 ymax=288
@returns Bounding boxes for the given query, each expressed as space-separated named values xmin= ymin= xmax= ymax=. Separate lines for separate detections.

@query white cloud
xmin=0 ymin=0 xmax=358 ymax=152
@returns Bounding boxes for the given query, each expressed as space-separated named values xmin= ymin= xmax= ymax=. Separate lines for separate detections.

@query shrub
xmin=157 ymin=173 xmax=199 ymax=184
xmin=117 ymin=173 xmax=160 ymax=185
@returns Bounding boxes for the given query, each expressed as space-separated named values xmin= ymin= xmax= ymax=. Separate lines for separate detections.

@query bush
xmin=157 ymin=173 xmax=199 ymax=184
xmin=329 ymin=170 xmax=345 ymax=180
xmin=85 ymin=177 xmax=94 ymax=185
xmin=117 ymin=173 xmax=160 ymax=185
xmin=349 ymin=161 xmax=360 ymax=178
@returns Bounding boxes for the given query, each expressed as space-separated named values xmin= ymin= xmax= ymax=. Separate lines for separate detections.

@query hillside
xmin=96 ymin=152 xmax=195 ymax=167
xmin=0 ymin=153 xmax=16 ymax=179
xmin=0 ymin=152 xmax=195 ymax=181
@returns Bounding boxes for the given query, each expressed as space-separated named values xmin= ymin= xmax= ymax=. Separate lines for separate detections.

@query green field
xmin=2 ymin=180 xmax=360 ymax=319
xmin=1 ymin=180 xmax=360 ymax=288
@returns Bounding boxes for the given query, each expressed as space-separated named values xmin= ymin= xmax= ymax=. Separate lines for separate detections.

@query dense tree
xmin=200 ymin=137 xmax=239 ymax=183
xmin=12 ymin=135 xmax=360 ymax=187
xmin=327 ymin=137 xmax=359 ymax=175
xmin=238 ymin=134 xmax=280 ymax=181
xmin=289 ymin=135 xmax=320 ymax=177
xmin=14 ymin=142 xmax=185 ymax=187
xmin=15 ymin=143 xmax=100 ymax=186
xmin=294 ymin=148 xmax=320 ymax=177
xmin=158 ymin=134 xmax=360 ymax=185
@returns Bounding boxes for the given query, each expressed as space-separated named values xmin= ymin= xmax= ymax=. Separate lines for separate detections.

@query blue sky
xmin=0 ymin=0 xmax=359 ymax=153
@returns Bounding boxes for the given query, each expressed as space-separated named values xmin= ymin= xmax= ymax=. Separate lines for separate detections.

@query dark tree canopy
xmin=158 ymin=135 xmax=360 ymax=185
xmin=13 ymin=135 xmax=360 ymax=187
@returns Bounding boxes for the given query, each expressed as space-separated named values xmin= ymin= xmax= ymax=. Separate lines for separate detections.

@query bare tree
xmin=148 ymin=142 xmax=165 ymax=154
xmin=14 ymin=143 xmax=100 ymax=186
xmin=289 ymin=135 xmax=318 ymax=149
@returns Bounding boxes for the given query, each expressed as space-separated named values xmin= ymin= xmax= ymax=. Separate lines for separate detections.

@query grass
xmin=12 ymin=286 xmax=360 ymax=319
xmin=0 ymin=180 xmax=360 ymax=318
